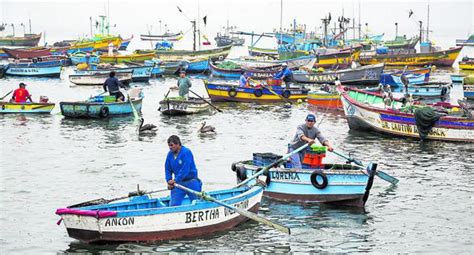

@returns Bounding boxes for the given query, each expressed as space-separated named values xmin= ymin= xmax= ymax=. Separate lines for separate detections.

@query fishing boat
xmin=231 ymin=150 xmax=376 ymax=207
xmin=70 ymin=51 xmax=100 ymax=65
xmin=68 ymin=71 xmax=133 ymax=86
xmin=464 ymin=84 xmax=474 ymax=99
xmin=140 ymin=32 xmax=184 ymax=41
xmin=152 ymin=44 xmax=232 ymax=60
xmin=367 ymin=82 xmax=451 ymax=99
xmin=159 ymin=97 xmax=212 ymax=115
xmin=209 ymin=62 xmax=281 ymax=80
xmin=60 ymin=91 xmax=143 ymax=118
xmin=6 ymin=63 xmax=62 ymax=77
xmin=227 ymin=55 xmax=316 ymax=70
xmin=279 ymin=46 xmax=362 ymax=69
xmin=248 ymin=47 xmax=279 ymax=58
xmin=0 ymin=33 xmax=42 ymax=47
xmin=0 ymin=101 xmax=55 ymax=113
xmin=307 ymin=89 xmax=342 ymax=110
xmin=204 ymin=80 xmax=309 ymax=103
xmin=339 ymin=86 xmax=474 ymax=142
xmin=359 ymin=46 xmax=463 ymax=67
xmin=379 ymin=67 xmax=431 ymax=87
xmin=458 ymin=57 xmax=474 ymax=70
xmin=382 ymin=35 xmax=419 ymax=49
xmin=293 ymin=63 xmax=384 ymax=85
xmin=56 ymin=185 xmax=263 ymax=243
xmin=450 ymin=74 xmax=465 ymax=84
xmin=456 ymin=34 xmax=474 ymax=46
xmin=2 ymin=47 xmax=51 ymax=59
xmin=100 ymin=52 xmax=156 ymax=63
xmin=118 ymin=36 xmax=133 ymax=51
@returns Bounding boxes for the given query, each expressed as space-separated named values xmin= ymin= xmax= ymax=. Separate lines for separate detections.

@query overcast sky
xmin=0 ymin=0 xmax=472 ymax=49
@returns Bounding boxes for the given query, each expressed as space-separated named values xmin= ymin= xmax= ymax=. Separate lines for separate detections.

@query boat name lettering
xmin=270 ymin=171 xmax=301 ymax=181
xmin=10 ymin=68 xmax=40 ymax=73
xmin=380 ymin=121 xmax=446 ymax=137
xmin=224 ymin=199 xmax=249 ymax=216
xmin=307 ymin=74 xmax=339 ymax=82
xmin=185 ymin=208 xmax=219 ymax=223
xmin=104 ymin=217 xmax=135 ymax=227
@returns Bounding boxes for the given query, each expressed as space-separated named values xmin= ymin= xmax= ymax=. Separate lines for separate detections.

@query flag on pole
xmin=408 ymin=9 xmax=414 ymax=18
xmin=203 ymin=16 xmax=207 ymax=26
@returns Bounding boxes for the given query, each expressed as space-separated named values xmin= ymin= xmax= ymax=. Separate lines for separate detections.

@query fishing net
xmin=217 ymin=61 xmax=241 ymax=69
xmin=414 ymin=107 xmax=441 ymax=140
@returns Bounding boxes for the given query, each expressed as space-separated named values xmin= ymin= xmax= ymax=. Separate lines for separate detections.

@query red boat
xmin=2 ymin=47 xmax=52 ymax=59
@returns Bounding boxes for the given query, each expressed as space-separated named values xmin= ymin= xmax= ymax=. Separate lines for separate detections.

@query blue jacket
xmin=165 ymin=146 xmax=199 ymax=183
xmin=273 ymin=67 xmax=292 ymax=80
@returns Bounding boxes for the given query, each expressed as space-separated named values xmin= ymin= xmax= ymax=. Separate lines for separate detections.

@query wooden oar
xmin=249 ymin=78 xmax=292 ymax=105
xmin=31 ymin=104 xmax=53 ymax=110
xmin=0 ymin=90 xmax=13 ymax=100
xmin=174 ymin=183 xmax=290 ymax=235
xmin=234 ymin=143 xmax=309 ymax=188
xmin=67 ymin=188 xmax=169 ymax=208
xmin=189 ymin=89 xmax=223 ymax=112
xmin=330 ymin=150 xmax=399 ymax=185
xmin=128 ymin=93 xmax=140 ymax=120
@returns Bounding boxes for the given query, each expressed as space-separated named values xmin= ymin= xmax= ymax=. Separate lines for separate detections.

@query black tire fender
xmin=236 ymin=166 xmax=247 ymax=183
xmin=228 ymin=87 xmax=238 ymax=97
xmin=254 ymin=88 xmax=263 ymax=97
xmin=282 ymin=89 xmax=291 ymax=98
xmin=310 ymin=170 xmax=328 ymax=189
xmin=99 ymin=106 xmax=109 ymax=118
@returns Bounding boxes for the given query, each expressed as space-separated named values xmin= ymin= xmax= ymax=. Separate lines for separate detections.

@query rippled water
xmin=1 ymin=52 xmax=473 ymax=253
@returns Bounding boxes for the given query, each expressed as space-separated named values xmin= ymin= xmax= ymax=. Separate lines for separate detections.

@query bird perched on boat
xmin=137 ymin=118 xmax=158 ymax=135
xmin=198 ymin=121 xmax=216 ymax=134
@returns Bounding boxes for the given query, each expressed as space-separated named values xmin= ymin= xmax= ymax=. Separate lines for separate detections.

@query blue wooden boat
xmin=5 ymin=63 xmax=62 ymax=77
xmin=209 ymin=62 xmax=281 ymax=80
xmin=66 ymin=46 xmax=94 ymax=55
xmin=118 ymin=37 xmax=132 ymax=51
xmin=70 ymin=51 xmax=100 ymax=65
xmin=76 ymin=65 xmax=153 ymax=82
xmin=184 ymin=58 xmax=209 ymax=73
xmin=232 ymin=156 xmax=376 ymax=207
xmin=55 ymin=185 xmax=263 ymax=242
xmin=380 ymin=68 xmax=431 ymax=87
xmin=60 ymin=91 xmax=143 ymax=118
xmin=450 ymin=74 xmax=465 ymax=84
xmin=464 ymin=84 xmax=474 ymax=99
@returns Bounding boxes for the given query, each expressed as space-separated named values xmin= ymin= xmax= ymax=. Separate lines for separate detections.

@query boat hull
xmin=56 ymin=186 xmax=263 ymax=243
xmin=159 ymin=98 xmax=211 ymax=115
xmin=293 ymin=63 xmax=384 ymax=85
xmin=69 ymin=71 xmax=133 ymax=85
xmin=0 ymin=33 xmax=42 ymax=47
xmin=360 ymin=47 xmax=463 ymax=67
xmin=100 ymin=53 xmax=155 ymax=63
xmin=205 ymin=81 xmax=309 ymax=103
xmin=60 ymin=98 xmax=142 ymax=118
xmin=2 ymin=47 xmax=51 ymax=58
xmin=307 ymin=91 xmax=342 ymax=110
xmin=234 ymin=162 xmax=375 ymax=207
xmin=464 ymin=84 xmax=474 ymax=99
xmin=0 ymin=102 xmax=55 ymax=113
xmin=339 ymin=87 xmax=474 ymax=142
xmin=5 ymin=65 xmax=61 ymax=77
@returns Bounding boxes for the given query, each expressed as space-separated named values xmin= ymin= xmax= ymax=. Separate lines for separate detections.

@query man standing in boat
xmin=173 ymin=70 xmax=192 ymax=99
xmin=273 ymin=63 xmax=293 ymax=89
xmin=165 ymin=135 xmax=202 ymax=206
xmin=103 ymin=71 xmax=127 ymax=102
xmin=288 ymin=114 xmax=334 ymax=168
xmin=239 ymin=71 xmax=249 ymax=87
xmin=10 ymin=83 xmax=32 ymax=103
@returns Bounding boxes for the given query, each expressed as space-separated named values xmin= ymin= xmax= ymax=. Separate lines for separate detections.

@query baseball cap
xmin=306 ymin=114 xmax=316 ymax=122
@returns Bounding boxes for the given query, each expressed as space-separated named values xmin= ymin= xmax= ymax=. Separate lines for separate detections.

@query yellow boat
xmin=71 ymin=36 xmax=122 ymax=50
xmin=459 ymin=57 xmax=474 ymax=70
xmin=100 ymin=52 xmax=156 ymax=63
xmin=359 ymin=47 xmax=462 ymax=67
xmin=0 ymin=102 xmax=55 ymax=114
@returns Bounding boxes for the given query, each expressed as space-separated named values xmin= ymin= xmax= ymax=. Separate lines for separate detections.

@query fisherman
xmin=288 ymin=114 xmax=334 ymax=168
xmin=239 ymin=71 xmax=249 ymax=87
xmin=273 ymin=63 xmax=293 ymax=89
xmin=10 ymin=83 xmax=33 ymax=103
xmin=107 ymin=41 xmax=114 ymax=57
xmin=172 ymin=70 xmax=192 ymax=99
xmin=165 ymin=135 xmax=202 ymax=206
xmin=103 ymin=71 xmax=127 ymax=102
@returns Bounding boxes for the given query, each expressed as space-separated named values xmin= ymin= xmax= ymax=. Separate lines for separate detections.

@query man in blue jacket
xmin=165 ymin=135 xmax=202 ymax=206
xmin=273 ymin=63 xmax=293 ymax=89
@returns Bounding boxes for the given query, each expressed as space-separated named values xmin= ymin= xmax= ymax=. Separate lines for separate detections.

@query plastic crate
xmin=252 ymin=152 xmax=282 ymax=166
xmin=104 ymin=96 xmax=116 ymax=103
xmin=266 ymin=78 xmax=283 ymax=86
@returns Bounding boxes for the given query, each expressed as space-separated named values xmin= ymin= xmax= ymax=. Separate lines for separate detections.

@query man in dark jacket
xmin=103 ymin=71 xmax=127 ymax=102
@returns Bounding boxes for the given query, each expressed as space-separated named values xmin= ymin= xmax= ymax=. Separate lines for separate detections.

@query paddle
xmin=174 ymin=183 xmax=290 ymax=235
xmin=234 ymin=143 xmax=310 ymax=189
xmin=67 ymin=188 xmax=169 ymax=208
xmin=0 ymin=90 xmax=13 ymax=101
xmin=330 ymin=150 xmax=399 ymax=185
xmin=31 ymin=104 xmax=52 ymax=110
xmin=249 ymin=78 xmax=293 ymax=105
xmin=189 ymin=89 xmax=223 ymax=113
xmin=128 ymin=92 xmax=140 ymax=120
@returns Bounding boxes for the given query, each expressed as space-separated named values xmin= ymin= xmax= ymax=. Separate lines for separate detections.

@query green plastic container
xmin=104 ymin=96 xmax=116 ymax=103
xmin=310 ymin=144 xmax=327 ymax=154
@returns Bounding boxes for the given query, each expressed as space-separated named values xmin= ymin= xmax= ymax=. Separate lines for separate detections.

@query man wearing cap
xmin=11 ymin=83 xmax=33 ymax=103
xmin=174 ymin=71 xmax=192 ymax=99
xmin=273 ymin=63 xmax=293 ymax=89
xmin=288 ymin=114 xmax=334 ymax=168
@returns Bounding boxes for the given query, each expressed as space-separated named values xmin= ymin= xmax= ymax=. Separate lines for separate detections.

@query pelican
xmin=199 ymin=121 xmax=216 ymax=134
xmin=137 ymin=118 xmax=158 ymax=134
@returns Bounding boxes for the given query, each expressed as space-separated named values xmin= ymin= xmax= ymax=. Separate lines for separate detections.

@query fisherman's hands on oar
xmin=167 ymin=179 xmax=176 ymax=190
